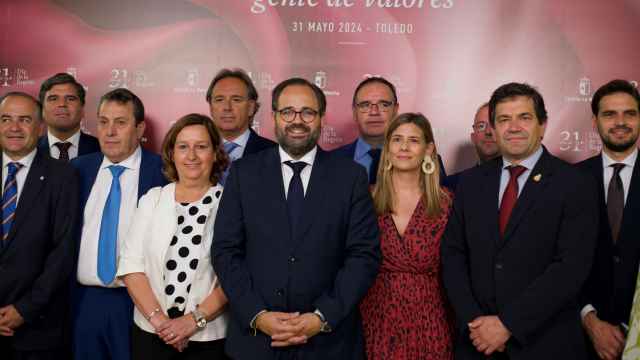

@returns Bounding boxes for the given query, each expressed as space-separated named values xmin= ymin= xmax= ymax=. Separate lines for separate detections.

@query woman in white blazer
xmin=118 ymin=114 xmax=230 ymax=359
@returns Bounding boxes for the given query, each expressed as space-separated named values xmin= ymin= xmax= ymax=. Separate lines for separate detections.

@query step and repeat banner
xmin=1 ymin=0 xmax=639 ymax=172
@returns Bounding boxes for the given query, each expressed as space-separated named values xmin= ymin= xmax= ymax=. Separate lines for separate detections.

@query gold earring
xmin=385 ymin=160 xmax=393 ymax=171
xmin=422 ymin=156 xmax=435 ymax=175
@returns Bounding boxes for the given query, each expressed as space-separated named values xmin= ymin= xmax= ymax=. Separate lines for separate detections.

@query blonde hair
xmin=372 ymin=112 xmax=450 ymax=217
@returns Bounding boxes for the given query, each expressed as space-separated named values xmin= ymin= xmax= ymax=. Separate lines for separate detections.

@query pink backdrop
xmin=1 ymin=0 xmax=639 ymax=173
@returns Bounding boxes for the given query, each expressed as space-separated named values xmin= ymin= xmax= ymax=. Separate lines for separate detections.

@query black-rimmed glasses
xmin=275 ymin=107 xmax=319 ymax=123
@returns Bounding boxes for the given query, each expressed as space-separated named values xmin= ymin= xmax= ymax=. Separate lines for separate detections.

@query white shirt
xmin=1 ymin=149 xmax=37 ymax=204
xmin=47 ymin=130 xmax=81 ymax=160
xmin=498 ymin=146 xmax=544 ymax=206
xmin=223 ymin=128 xmax=251 ymax=161
xmin=77 ymin=146 xmax=142 ymax=287
xmin=279 ymin=145 xmax=317 ymax=197
xmin=581 ymin=148 xmax=638 ymax=321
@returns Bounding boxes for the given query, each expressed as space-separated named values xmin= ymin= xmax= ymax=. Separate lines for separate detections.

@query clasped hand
xmin=151 ymin=313 xmax=197 ymax=352
xmin=468 ymin=315 xmax=510 ymax=355
xmin=0 ymin=305 xmax=24 ymax=336
xmin=256 ymin=311 xmax=323 ymax=347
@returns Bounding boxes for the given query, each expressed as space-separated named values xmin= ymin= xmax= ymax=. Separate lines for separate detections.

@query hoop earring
xmin=422 ymin=156 xmax=435 ymax=175
xmin=385 ymin=160 xmax=393 ymax=171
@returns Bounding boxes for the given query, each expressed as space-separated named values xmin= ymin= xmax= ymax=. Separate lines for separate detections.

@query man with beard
xmin=213 ymin=77 xmax=381 ymax=359
xmin=578 ymin=79 xmax=640 ymax=360
xmin=444 ymin=102 xmax=501 ymax=191
xmin=37 ymin=73 xmax=100 ymax=161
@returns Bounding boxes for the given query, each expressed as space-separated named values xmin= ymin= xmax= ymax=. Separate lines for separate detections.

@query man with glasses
xmin=206 ymin=68 xmax=276 ymax=183
xmin=333 ymin=76 xmax=444 ymax=184
xmin=444 ymin=102 xmax=500 ymax=190
xmin=213 ymin=77 xmax=380 ymax=359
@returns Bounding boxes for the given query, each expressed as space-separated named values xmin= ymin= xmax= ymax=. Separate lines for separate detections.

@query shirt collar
xmin=354 ymin=137 xmax=376 ymax=161
xmin=100 ymin=145 xmax=142 ymax=171
xmin=502 ymin=145 xmax=544 ymax=171
xmin=48 ymin=129 xmax=81 ymax=149
xmin=3 ymin=148 xmax=37 ymax=169
xmin=279 ymin=145 xmax=318 ymax=167
xmin=602 ymin=148 xmax=638 ymax=169
xmin=223 ymin=128 xmax=251 ymax=149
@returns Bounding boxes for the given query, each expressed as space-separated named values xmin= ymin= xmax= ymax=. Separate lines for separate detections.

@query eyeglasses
xmin=275 ymin=107 xmax=319 ymax=123
xmin=355 ymin=100 xmax=395 ymax=113
xmin=472 ymin=121 xmax=490 ymax=132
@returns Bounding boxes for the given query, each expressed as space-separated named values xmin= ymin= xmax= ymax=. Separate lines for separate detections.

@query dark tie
xmin=499 ymin=165 xmax=527 ymax=237
xmin=1 ymin=162 xmax=23 ymax=246
xmin=55 ymin=141 xmax=72 ymax=162
xmin=220 ymin=142 xmax=240 ymax=185
xmin=97 ymin=165 xmax=125 ymax=285
xmin=607 ymin=163 xmax=625 ymax=243
xmin=285 ymin=161 xmax=307 ymax=235
xmin=368 ymin=148 xmax=381 ymax=185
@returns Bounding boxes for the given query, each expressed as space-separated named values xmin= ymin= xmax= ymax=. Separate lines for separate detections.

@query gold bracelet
xmin=146 ymin=308 xmax=161 ymax=321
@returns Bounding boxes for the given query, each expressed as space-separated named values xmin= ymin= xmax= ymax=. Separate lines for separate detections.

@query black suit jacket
xmin=331 ymin=139 xmax=448 ymax=180
xmin=0 ymin=149 xmax=79 ymax=351
xmin=441 ymin=148 xmax=598 ymax=360
xmin=213 ymin=147 xmax=381 ymax=360
xmin=37 ymin=131 xmax=100 ymax=159
xmin=244 ymin=129 xmax=277 ymax=156
xmin=577 ymin=153 xmax=640 ymax=328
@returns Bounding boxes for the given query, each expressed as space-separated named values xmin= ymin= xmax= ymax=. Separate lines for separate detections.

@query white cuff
xmin=581 ymin=304 xmax=596 ymax=320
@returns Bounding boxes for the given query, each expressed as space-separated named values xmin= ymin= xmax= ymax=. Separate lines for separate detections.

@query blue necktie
xmin=2 ymin=162 xmax=23 ymax=246
xmin=284 ymin=161 xmax=307 ymax=236
xmin=368 ymin=148 xmax=381 ymax=185
xmin=220 ymin=142 xmax=240 ymax=185
xmin=97 ymin=165 xmax=125 ymax=285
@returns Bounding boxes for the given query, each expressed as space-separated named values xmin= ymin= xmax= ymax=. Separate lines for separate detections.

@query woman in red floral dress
xmin=361 ymin=113 xmax=454 ymax=360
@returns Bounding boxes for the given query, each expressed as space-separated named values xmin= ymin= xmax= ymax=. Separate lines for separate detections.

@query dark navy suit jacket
xmin=213 ymin=147 xmax=381 ymax=359
xmin=441 ymin=149 xmax=598 ymax=359
xmin=37 ymin=132 xmax=100 ymax=159
xmin=244 ymin=129 xmax=277 ymax=156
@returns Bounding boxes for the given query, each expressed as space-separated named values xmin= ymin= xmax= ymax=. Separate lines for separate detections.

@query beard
xmin=600 ymin=125 xmax=639 ymax=153
xmin=275 ymin=122 xmax=320 ymax=158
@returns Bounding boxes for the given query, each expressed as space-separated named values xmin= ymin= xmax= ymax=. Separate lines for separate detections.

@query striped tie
xmin=220 ymin=142 xmax=239 ymax=185
xmin=2 ymin=162 xmax=23 ymax=245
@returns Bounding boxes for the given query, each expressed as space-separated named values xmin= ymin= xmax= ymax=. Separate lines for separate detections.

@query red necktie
xmin=499 ymin=165 xmax=527 ymax=237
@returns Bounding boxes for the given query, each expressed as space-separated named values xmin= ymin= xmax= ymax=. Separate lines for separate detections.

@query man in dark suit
xmin=0 ymin=92 xmax=79 ymax=359
xmin=443 ymin=102 xmax=500 ymax=191
xmin=213 ymin=77 xmax=380 ymax=359
xmin=70 ymin=88 xmax=166 ymax=360
xmin=441 ymin=82 xmax=599 ymax=359
xmin=332 ymin=76 xmax=445 ymax=184
xmin=578 ymin=79 xmax=640 ymax=360
xmin=37 ymin=73 xmax=100 ymax=161
xmin=206 ymin=68 xmax=276 ymax=182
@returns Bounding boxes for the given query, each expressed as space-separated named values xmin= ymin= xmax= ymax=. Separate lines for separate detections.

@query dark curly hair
xmin=161 ymin=113 xmax=229 ymax=185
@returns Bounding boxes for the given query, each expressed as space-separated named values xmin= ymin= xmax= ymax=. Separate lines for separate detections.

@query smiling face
xmin=594 ymin=92 xmax=640 ymax=157
xmin=273 ymin=84 xmax=322 ymax=159
xmin=0 ymin=95 xmax=42 ymax=160
xmin=387 ymin=122 xmax=434 ymax=173
xmin=96 ymin=100 xmax=145 ymax=163
xmin=173 ymin=124 xmax=216 ymax=185
xmin=209 ymin=77 xmax=256 ymax=140
xmin=493 ymin=96 xmax=546 ymax=163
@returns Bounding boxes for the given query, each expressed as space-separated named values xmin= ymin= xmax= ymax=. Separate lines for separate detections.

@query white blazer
xmin=117 ymin=183 xmax=228 ymax=342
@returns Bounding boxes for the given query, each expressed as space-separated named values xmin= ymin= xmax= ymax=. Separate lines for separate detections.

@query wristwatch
xmin=314 ymin=309 xmax=332 ymax=333
xmin=191 ymin=307 xmax=207 ymax=330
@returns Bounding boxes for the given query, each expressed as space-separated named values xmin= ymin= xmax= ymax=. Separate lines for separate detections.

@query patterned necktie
xmin=54 ymin=142 xmax=72 ymax=162
xmin=285 ymin=161 xmax=307 ymax=235
xmin=368 ymin=148 xmax=381 ymax=185
xmin=498 ymin=165 xmax=527 ymax=237
xmin=607 ymin=163 xmax=625 ymax=243
xmin=220 ymin=142 xmax=240 ymax=185
xmin=97 ymin=165 xmax=125 ymax=285
xmin=2 ymin=162 xmax=23 ymax=246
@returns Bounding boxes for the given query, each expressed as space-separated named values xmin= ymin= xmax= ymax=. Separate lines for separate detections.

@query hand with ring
xmin=157 ymin=314 xmax=198 ymax=347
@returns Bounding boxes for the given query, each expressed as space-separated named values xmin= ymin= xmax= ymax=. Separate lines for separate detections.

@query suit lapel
xmin=263 ymin=149 xmax=292 ymax=247
xmin=138 ymin=149 xmax=153 ymax=201
xmin=292 ymin=149 xmax=329 ymax=251
xmin=481 ymin=159 xmax=502 ymax=247
xmin=501 ymin=150 xmax=553 ymax=243
xmin=244 ymin=130 xmax=258 ymax=154
xmin=6 ymin=150 xmax=48 ymax=243
xmin=618 ymin=150 xmax=640 ymax=243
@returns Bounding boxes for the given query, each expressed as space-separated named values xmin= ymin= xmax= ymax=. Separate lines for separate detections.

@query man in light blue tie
xmin=0 ymin=92 xmax=79 ymax=360
xmin=71 ymin=88 xmax=166 ymax=360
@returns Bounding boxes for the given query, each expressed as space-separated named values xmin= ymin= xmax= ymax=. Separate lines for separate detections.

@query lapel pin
xmin=533 ymin=174 xmax=542 ymax=182
xmin=40 ymin=176 xmax=45 ymax=181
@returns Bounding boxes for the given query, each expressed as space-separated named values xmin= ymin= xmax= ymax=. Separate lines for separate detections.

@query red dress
xmin=360 ymin=195 xmax=454 ymax=360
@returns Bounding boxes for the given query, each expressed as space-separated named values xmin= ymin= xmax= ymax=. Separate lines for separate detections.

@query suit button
xmin=288 ymin=256 xmax=297 ymax=263
xmin=495 ymin=263 xmax=503 ymax=270
xmin=613 ymin=256 xmax=621 ymax=264
xmin=276 ymin=288 xmax=284 ymax=296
